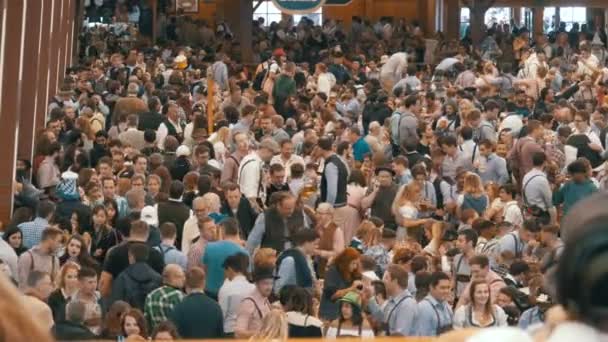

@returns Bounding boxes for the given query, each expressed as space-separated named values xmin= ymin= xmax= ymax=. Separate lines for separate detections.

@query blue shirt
xmin=352 ymin=137 xmax=372 ymax=162
xmin=19 ymin=217 xmax=48 ymax=249
xmin=154 ymin=243 xmax=188 ymax=270
xmin=369 ymin=289 xmax=418 ymax=336
xmin=519 ymin=306 xmax=543 ymax=330
xmin=202 ymin=240 xmax=248 ymax=295
xmin=415 ymin=295 xmax=453 ymax=336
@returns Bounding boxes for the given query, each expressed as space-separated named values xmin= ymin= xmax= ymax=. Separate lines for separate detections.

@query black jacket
xmin=170 ymin=292 xmax=224 ymax=339
xmin=221 ymin=197 xmax=258 ymax=239
xmin=48 ymin=289 xmax=69 ymax=323
xmin=157 ymin=200 xmax=191 ymax=249
xmin=110 ymin=262 xmax=162 ymax=310
xmin=138 ymin=111 xmax=163 ymax=131
xmin=52 ymin=321 xmax=97 ymax=340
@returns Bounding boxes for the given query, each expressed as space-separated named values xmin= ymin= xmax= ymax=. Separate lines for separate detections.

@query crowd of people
xmin=3 ymin=1 xmax=608 ymax=341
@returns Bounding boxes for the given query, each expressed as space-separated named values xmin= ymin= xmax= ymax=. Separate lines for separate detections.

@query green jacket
xmin=553 ymin=179 xmax=598 ymax=215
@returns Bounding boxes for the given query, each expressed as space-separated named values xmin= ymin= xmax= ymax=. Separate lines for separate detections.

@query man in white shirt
xmin=459 ymin=126 xmax=480 ymax=165
xmin=573 ymin=110 xmax=604 ymax=154
xmin=499 ymin=184 xmax=524 ymax=228
xmin=218 ymin=253 xmax=255 ymax=337
xmin=157 ymin=102 xmax=183 ymax=149
xmin=380 ymin=52 xmax=408 ymax=92
xmin=238 ymin=139 xmax=279 ymax=212
xmin=270 ymin=140 xmax=304 ymax=181
xmin=577 ymin=45 xmax=600 ymax=77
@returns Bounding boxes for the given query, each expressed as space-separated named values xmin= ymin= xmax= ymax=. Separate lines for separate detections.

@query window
xmin=459 ymin=7 xmax=510 ymax=38
xmin=460 ymin=7 xmax=470 ymax=39
xmin=254 ymin=1 xmax=283 ymax=26
xmin=253 ymin=1 xmax=322 ymax=26
xmin=559 ymin=7 xmax=587 ymax=31
xmin=485 ymin=7 xmax=511 ymax=27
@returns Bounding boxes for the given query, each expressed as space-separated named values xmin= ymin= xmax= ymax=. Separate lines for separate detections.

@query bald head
xmin=163 ymin=264 xmax=185 ymax=288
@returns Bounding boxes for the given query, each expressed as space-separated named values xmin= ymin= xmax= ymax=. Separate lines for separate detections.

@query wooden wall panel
xmin=322 ymin=0 xmax=366 ymax=26
xmin=322 ymin=0 xmax=419 ymax=28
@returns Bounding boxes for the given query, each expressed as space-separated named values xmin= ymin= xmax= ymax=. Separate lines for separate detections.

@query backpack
xmin=120 ymin=269 xmax=162 ymax=310
xmin=252 ymin=68 xmax=268 ymax=91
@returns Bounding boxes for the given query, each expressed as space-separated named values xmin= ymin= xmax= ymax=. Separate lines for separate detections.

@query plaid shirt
xmin=364 ymin=244 xmax=390 ymax=275
xmin=144 ymin=285 xmax=185 ymax=328
xmin=18 ymin=217 xmax=49 ymax=249
xmin=187 ymin=239 xmax=207 ymax=270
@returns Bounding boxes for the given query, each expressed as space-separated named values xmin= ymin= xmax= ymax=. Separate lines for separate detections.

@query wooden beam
xmin=0 ymin=0 xmax=26 ymax=222
xmin=18 ymin=0 xmax=44 ymax=162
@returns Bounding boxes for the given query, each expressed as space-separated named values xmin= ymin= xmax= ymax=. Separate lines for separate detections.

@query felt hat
xmin=252 ymin=267 xmax=278 ymax=282
xmin=273 ymin=48 xmax=286 ymax=57
xmin=375 ymin=164 xmax=396 ymax=176
xmin=338 ymin=292 xmax=362 ymax=310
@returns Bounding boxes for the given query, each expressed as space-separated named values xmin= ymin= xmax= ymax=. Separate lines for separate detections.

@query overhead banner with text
xmin=271 ymin=0 xmax=326 ymax=14
xmin=324 ymin=0 xmax=352 ymax=5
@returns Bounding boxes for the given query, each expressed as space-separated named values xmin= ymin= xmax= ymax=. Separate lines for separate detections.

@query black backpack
xmin=252 ymin=62 xmax=270 ymax=91
xmin=120 ymin=269 xmax=162 ymax=310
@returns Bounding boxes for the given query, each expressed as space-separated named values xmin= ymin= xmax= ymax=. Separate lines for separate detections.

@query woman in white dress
xmin=453 ymin=280 xmax=508 ymax=329
xmin=392 ymin=182 xmax=432 ymax=242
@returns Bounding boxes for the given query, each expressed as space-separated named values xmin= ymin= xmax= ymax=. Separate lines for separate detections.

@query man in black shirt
xmin=266 ymin=164 xmax=290 ymax=207
xmin=99 ymin=220 xmax=165 ymax=298
xmin=138 ymin=96 xmax=163 ymax=131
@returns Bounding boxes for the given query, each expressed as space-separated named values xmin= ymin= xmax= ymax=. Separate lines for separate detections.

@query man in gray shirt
xmin=391 ymin=95 xmax=419 ymax=152
xmin=368 ymin=264 xmax=418 ymax=336
xmin=522 ymin=152 xmax=557 ymax=224
xmin=440 ymin=135 xmax=474 ymax=180
xmin=476 ymin=140 xmax=509 ymax=185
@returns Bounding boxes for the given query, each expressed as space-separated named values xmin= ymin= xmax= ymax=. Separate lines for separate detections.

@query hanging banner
xmin=324 ymin=0 xmax=352 ymax=5
xmin=271 ymin=0 xmax=326 ymax=14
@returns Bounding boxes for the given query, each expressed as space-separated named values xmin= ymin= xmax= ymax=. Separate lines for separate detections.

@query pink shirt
xmin=234 ymin=288 xmax=272 ymax=338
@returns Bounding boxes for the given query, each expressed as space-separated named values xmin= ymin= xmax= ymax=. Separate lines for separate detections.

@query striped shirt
xmin=186 ymin=239 xmax=207 ymax=270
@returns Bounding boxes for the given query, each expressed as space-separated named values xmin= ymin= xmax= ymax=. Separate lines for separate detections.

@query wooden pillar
xmin=151 ymin=0 xmax=158 ymax=43
xmin=512 ymin=7 xmax=521 ymax=27
xmin=57 ymin=0 xmax=70 ymax=92
xmin=58 ymin=0 xmax=71 ymax=87
xmin=224 ymin=0 xmax=253 ymax=63
xmin=364 ymin=0 xmax=373 ymax=21
xmin=47 ymin=0 xmax=64 ymax=103
xmin=36 ymin=0 xmax=53 ymax=131
xmin=444 ymin=0 xmax=459 ymax=40
xmin=533 ymin=7 xmax=544 ymax=37
xmin=18 ymin=0 xmax=44 ymax=162
xmin=417 ymin=0 xmax=436 ymax=36
xmin=0 ymin=0 xmax=27 ymax=222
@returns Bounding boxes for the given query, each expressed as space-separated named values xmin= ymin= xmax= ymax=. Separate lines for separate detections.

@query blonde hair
xmin=249 ymin=309 xmax=288 ymax=342
xmin=463 ymin=173 xmax=484 ymax=195
xmin=202 ymin=192 xmax=221 ymax=213
xmin=210 ymin=126 xmax=230 ymax=145
xmin=393 ymin=182 xmax=421 ymax=213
